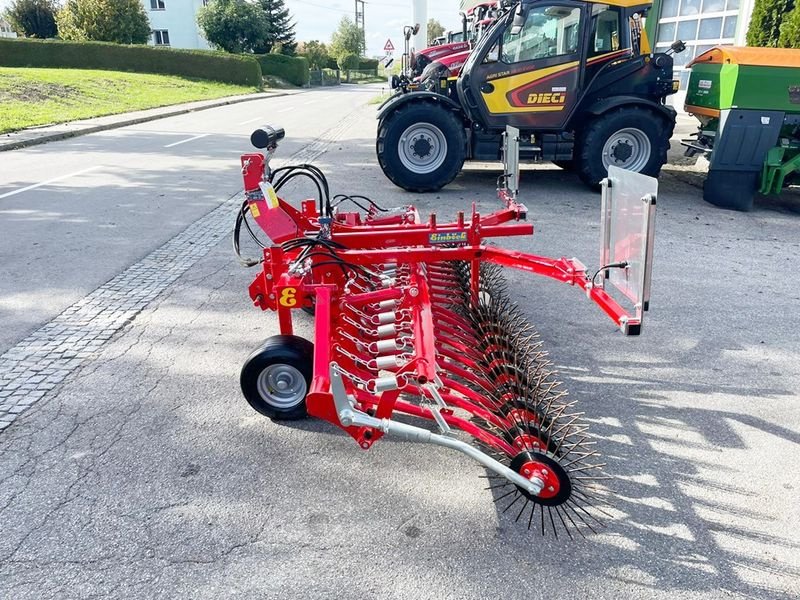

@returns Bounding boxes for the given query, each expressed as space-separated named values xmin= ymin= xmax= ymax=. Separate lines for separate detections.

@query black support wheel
xmin=576 ymin=106 xmax=671 ymax=188
xmin=240 ymin=335 xmax=314 ymax=421
xmin=377 ymin=102 xmax=466 ymax=192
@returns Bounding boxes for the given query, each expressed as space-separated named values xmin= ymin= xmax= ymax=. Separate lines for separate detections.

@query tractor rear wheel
xmin=576 ymin=106 xmax=670 ymax=188
xmin=240 ymin=335 xmax=314 ymax=421
xmin=377 ymin=102 xmax=466 ymax=192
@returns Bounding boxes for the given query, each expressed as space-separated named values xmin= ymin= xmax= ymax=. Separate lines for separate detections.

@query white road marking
xmin=302 ymin=100 xmax=318 ymax=105
xmin=277 ymin=107 xmax=293 ymax=113
xmin=164 ymin=133 xmax=210 ymax=148
xmin=238 ymin=117 xmax=263 ymax=125
xmin=0 ymin=166 xmax=103 ymax=200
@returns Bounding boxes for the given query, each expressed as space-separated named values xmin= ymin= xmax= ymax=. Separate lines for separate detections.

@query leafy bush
xmin=57 ymin=0 xmax=150 ymax=44
xmin=747 ymin=0 xmax=794 ymax=47
xmin=4 ymin=0 xmax=58 ymax=38
xmin=337 ymin=52 xmax=360 ymax=71
xmin=255 ymin=53 xmax=308 ymax=86
xmin=779 ymin=6 xmax=800 ymax=47
xmin=358 ymin=57 xmax=379 ymax=71
xmin=0 ymin=37 xmax=262 ymax=86
xmin=300 ymin=39 xmax=328 ymax=70
xmin=197 ymin=0 xmax=268 ymax=54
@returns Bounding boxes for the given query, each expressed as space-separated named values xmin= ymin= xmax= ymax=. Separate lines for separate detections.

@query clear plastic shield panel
xmin=600 ymin=166 xmax=657 ymax=320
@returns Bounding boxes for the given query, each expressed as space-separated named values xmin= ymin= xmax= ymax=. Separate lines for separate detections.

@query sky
xmin=285 ymin=0 xmax=463 ymax=56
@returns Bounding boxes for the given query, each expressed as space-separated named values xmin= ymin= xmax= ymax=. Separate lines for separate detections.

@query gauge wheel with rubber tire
xmin=240 ymin=335 xmax=314 ymax=421
xmin=377 ymin=102 xmax=466 ymax=193
xmin=576 ymin=106 xmax=671 ymax=188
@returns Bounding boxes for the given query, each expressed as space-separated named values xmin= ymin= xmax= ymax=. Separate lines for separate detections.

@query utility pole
xmin=412 ymin=0 xmax=427 ymax=52
xmin=355 ymin=0 xmax=366 ymax=55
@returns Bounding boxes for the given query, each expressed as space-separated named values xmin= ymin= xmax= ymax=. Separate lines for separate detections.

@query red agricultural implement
xmin=234 ymin=125 xmax=657 ymax=537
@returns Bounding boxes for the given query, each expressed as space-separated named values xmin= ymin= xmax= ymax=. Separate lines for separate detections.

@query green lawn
xmin=0 ymin=67 xmax=260 ymax=134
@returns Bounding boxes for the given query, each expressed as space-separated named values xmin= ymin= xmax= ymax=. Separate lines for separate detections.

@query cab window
xmin=500 ymin=6 xmax=582 ymax=64
xmin=590 ymin=6 xmax=621 ymax=56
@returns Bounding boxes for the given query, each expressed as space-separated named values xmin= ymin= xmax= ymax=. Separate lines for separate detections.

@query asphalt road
xmin=1 ymin=86 xmax=800 ymax=599
xmin=0 ymin=85 xmax=377 ymax=355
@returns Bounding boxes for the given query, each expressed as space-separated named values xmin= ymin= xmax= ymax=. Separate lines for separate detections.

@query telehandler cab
xmin=377 ymin=0 xmax=683 ymax=192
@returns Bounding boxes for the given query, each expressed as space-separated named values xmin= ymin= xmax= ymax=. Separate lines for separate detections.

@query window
xmin=723 ymin=15 xmax=737 ymax=37
xmin=661 ymin=0 xmax=679 ymax=18
xmin=698 ymin=17 xmax=722 ymax=39
xmin=656 ymin=21 xmax=675 ymax=43
xmin=679 ymin=0 xmax=701 ymax=15
xmin=150 ymin=0 xmax=165 ymax=9
xmin=702 ymin=0 xmax=725 ymax=11
xmin=153 ymin=30 xmax=170 ymax=45
xmin=590 ymin=7 xmax=621 ymax=56
xmin=501 ymin=6 xmax=582 ymax=63
xmin=677 ymin=19 xmax=698 ymax=40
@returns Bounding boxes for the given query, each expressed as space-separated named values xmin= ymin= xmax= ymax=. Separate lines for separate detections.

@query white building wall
xmin=0 ymin=17 xmax=18 ymax=38
xmin=143 ymin=0 xmax=210 ymax=50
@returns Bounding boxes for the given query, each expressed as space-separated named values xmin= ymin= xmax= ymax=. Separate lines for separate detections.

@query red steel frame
xmin=241 ymin=151 xmax=638 ymax=457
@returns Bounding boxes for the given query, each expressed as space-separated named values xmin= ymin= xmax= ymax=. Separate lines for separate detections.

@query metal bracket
xmin=329 ymin=364 xmax=545 ymax=496
xmin=502 ymin=125 xmax=520 ymax=199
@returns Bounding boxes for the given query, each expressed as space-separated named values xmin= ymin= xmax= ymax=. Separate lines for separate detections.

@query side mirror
xmin=412 ymin=23 xmax=420 ymax=35
xmin=510 ymin=5 xmax=525 ymax=36
xmin=670 ymin=40 xmax=686 ymax=54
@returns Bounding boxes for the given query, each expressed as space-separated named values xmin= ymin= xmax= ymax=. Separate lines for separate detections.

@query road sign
xmin=384 ymin=39 xmax=395 ymax=52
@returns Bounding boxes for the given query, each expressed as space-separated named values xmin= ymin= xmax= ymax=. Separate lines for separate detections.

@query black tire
xmin=703 ymin=170 xmax=757 ymax=211
xmin=377 ymin=101 xmax=466 ymax=192
xmin=576 ymin=106 xmax=671 ymax=188
xmin=240 ymin=335 xmax=314 ymax=421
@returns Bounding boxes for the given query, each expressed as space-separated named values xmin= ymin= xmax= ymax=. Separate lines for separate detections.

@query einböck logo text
xmin=429 ymin=231 xmax=468 ymax=244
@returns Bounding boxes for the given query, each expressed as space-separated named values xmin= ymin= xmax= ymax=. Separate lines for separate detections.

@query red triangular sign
xmin=383 ymin=39 xmax=395 ymax=52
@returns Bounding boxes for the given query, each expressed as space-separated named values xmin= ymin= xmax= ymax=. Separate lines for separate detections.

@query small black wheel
xmin=240 ymin=335 xmax=314 ymax=420
xmin=377 ymin=101 xmax=466 ymax=192
xmin=703 ymin=170 xmax=757 ymax=211
xmin=576 ymin=106 xmax=671 ymax=188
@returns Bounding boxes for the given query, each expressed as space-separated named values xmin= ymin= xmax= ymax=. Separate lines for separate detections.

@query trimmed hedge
xmin=0 ymin=37 xmax=262 ymax=86
xmin=322 ymin=57 xmax=379 ymax=71
xmin=255 ymin=54 xmax=309 ymax=86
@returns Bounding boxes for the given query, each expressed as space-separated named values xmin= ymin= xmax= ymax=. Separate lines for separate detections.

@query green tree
xmin=4 ymin=0 xmax=58 ymax=38
xmin=747 ymin=0 xmax=794 ymax=47
xmin=197 ymin=0 xmax=269 ymax=53
xmin=427 ymin=18 xmax=445 ymax=45
xmin=779 ymin=6 xmax=800 ymax=46
xmin=301 ymin=39 xmax=329 ymax=70
xmin=57 ymin=0 xmax=150 ymax=44
xmin=330 ymin=16 xmax=363 ymax=61
xmin=253 ymin=0 xmax=296 ymax=55
xmin=337 ymin=51 xmax=360 ymax=82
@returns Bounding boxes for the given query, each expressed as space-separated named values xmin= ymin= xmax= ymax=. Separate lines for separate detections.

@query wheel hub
xmin=601 ymin=127 xmax=652 ymax=172
xmin=256 ymin=364 xmax=307 ymax=409
xmin=398 ymin=123 xmax=448 ymax=174
xmin=412 ymin=136 xmax=432 ymax=158
xmin=611 ymin=139 xmax=633 ymax=162
xmin=509 ymin=450 xmax=572 ymax=506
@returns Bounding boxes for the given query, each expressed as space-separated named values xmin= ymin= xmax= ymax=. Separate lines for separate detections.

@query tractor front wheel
xmin=377 ymin=102 xmax=466 ymax=192
xmin=240 ymin=335 xmax=314 ymax=421
xmin=576 ymin=106 xmax=670 ymax=188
